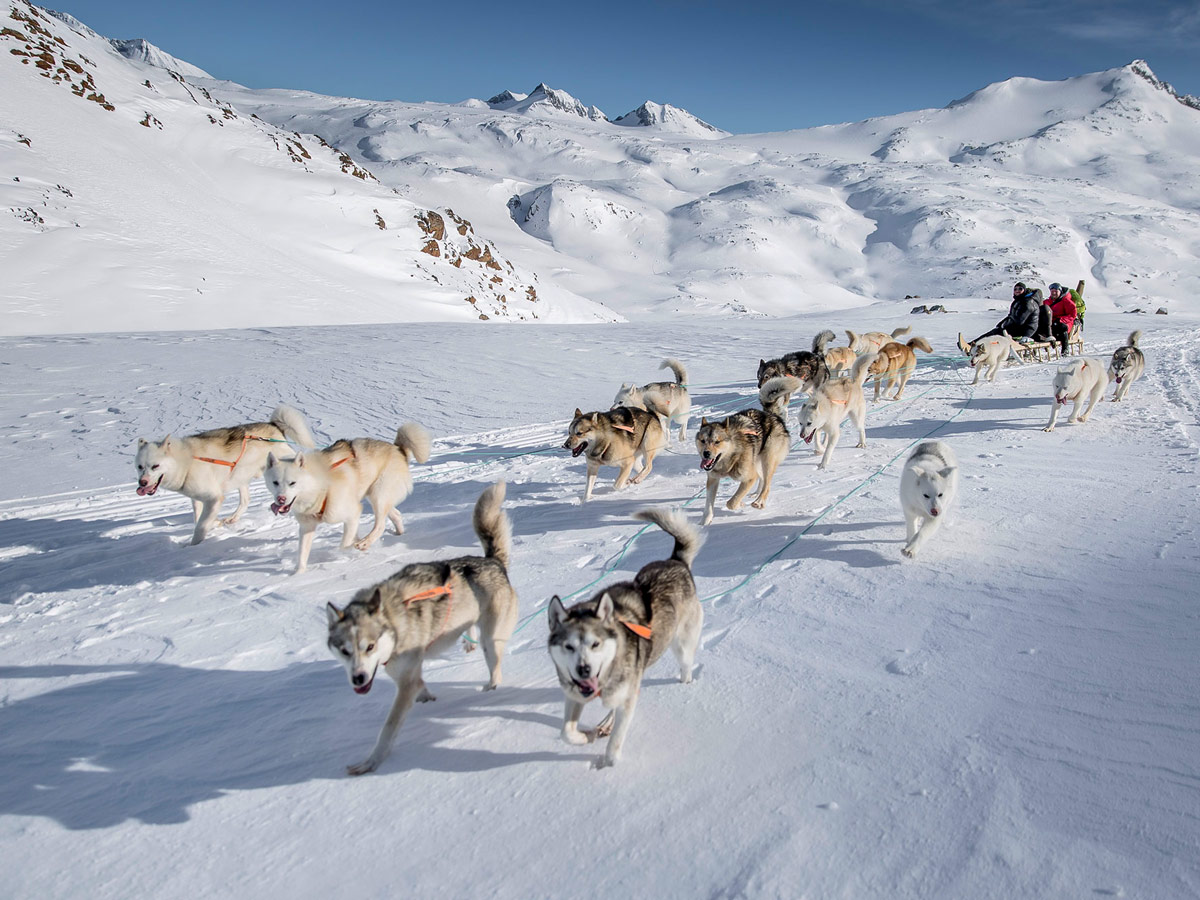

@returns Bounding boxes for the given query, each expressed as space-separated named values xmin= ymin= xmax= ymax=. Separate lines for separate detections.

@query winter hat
xmin=1049 ymin=282 xmax=1062 ymax=292
xmin=1013 ymin=282 xmax=1026 ymax=290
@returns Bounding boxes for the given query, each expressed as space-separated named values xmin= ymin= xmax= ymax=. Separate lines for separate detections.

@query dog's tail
xmin=845 ymin=329 xmax=859 ymax=351
xmin=1127 ymin=330 xmax=1142 ymax=348
xmin=851 ymin=352 xmax=878 ymax=386
xmin=891 ymin=325 xmax=912 ymax=339
xmin=473 ymin=480 xmax=512 ymax=569
xmin=270 ymin=404 xmax=317 ymax=449
xmin=634 ymin=506 xmax=704 ymax=570
xmin=907 ymin=336 xmax=933 ymax=354
xmin=758 ymin=375 xmax=801 ymax=417
xmin=659 ymin=358 xmax=688 ymax=385
xmin=812 ymin=329 xmax=836 ymax=355
xmin=394 ymin=423 xmax=432 ymax=464
xmin=1006 ymin=339 xmax=1026 ymax=365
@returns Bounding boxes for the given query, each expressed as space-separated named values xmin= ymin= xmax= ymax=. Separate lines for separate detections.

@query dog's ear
xmin=137 ymin=437 xmax=147 ymax=448
xmin=267 ymin=452 xmax=277 ymax=468
xmin=573 ymin=408 xmax=583 ymax=419
xmin=547 ymin=595 xmax=567 ymax=628
xmin=296 ymin=452 xmax=306 ymax=468
xmin=366 ymin=588 xmax=382 ymax=614
xmin=596 ymin=592 xmax=615 ymax=622
xmin=326 ymin=602 xmax=344 ymax=627
xmin=162 ymin=433 xmax=172 ymax=449
xmin=700 ymin=416 xmax=709 ymax=426
xmin=590 ymin=413 xmax=599 ymax=424
xmin=938 ymin=467 xmax=954 ymax=480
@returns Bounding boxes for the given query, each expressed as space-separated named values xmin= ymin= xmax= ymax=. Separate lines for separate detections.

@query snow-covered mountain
xmin=4 ymin=1 xmax=1200 ymax=333
xmin=0 ymin=1 xmax=618 ymax=334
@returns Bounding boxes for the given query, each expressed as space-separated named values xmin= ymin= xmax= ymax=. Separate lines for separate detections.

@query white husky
xmin=795 ymin=353 xmax=877 ymax=470
xmin=135 ymin=405 xmax=316 ymax=545
xmin=899 ymin=441 xmax=959 ymax=559
xmin=264 ymin=424 xmax=431 ymax=573
xmin=1108 ymin=331 xmax=1145 ymax=402
xmin=968 ymin=336 xmax=1024 ymax=384
xmin=1044 ymin=358 xmax=1109 ymax=432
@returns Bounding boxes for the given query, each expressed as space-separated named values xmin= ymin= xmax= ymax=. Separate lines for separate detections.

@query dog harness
xmin=405 ymin=583 xmax=456 ymax=648
xmin=313 ymin=448 xmax=357 ymax=518
xmin=193 ymin=434 xmax=287 ymax=469
xmin=620 ymin=619 xmax=652 ymax=640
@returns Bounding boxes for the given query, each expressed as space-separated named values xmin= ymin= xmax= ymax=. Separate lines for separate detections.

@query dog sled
xmin=1013 ymin=321 xmax=1084 ymax=363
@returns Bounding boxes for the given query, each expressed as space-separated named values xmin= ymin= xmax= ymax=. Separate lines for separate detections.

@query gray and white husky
xmin=899 ymin=440 xmax=959 ymax=559
xmin=547 ymin=507 xmax=703 ymax=768
xmin=326 ymin=481 xmax=519 ymax=775
xmin=134 ymin=404 xmax=316 ymax=545
xmin=612 ymin=358 xmax=691 ymax=442
xmin=1108 ymin=331 xmax=1145 ymax=402
xmin=265 ymin=424 xmax=431 ymax=573
xmin=1044 ymin=358 xmax=1109 ymax=432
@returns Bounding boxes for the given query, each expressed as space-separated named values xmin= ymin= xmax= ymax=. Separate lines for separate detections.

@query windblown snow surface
xmin=2 ymin=309 xmax=1199 ymax=898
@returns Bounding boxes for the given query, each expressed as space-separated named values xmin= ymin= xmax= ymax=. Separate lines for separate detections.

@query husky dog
xmin=547 ymin=506 xmax=703 ymax=768
xmin=326 ymin=481 xmax=518 ymax=775
xmin=758 ymin=375 xmax=802 ymax=419
xmin=967 ymin=336 xmax=1024 ymax=384
xmin=900 ymin=441 xmax=959 ymax=559
xmin=795 ymin=353 xmax=877 ymax=470
xmin=824 ymin=345 xmax=857 ymax=376
xmin=265 ymin=424 xmax=431 ymax=573
xmin=846 ymin=326 xmax=911 ymax=355
xmin=1043 ymin=358 xmax=1109 ymax=432
xmin=612 ymin=358 xmax=691 ymax=442
xmin=563 ymin=406 xmax=668 ymax=501
xmin=757 ymin=329 xmax=835 ymax=400
xmin=135 ymin=405 xmax=316 ymax=545
xmin=1108 ymin=331 xmax=1145 ymax=402
xmin=695 ymin=408 xmax=789 ymax=526
xmin=868 ymin=336 xmax=933 ymax=401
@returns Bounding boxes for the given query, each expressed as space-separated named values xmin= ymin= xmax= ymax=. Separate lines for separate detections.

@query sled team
xmin=132 ymin=281 xmax=1148 ymax=772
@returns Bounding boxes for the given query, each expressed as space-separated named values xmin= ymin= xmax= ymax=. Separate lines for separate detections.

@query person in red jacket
xmin=1045 ymin=283 xmax=1077 ymax=354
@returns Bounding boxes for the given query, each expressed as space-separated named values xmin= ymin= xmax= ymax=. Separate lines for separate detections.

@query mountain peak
xmin=1126 ymin=59 xmax=1200 ymax=110
xmin=487 ymin=83 xmax=608 ymax=122
xmin=613 ymin=100 xmax=727 ymax=138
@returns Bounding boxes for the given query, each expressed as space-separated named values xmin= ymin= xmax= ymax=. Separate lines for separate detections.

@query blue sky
xmin=54 ymin=0 xmax=1200 ymax=133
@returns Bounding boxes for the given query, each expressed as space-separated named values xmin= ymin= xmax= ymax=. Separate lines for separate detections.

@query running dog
xmin=695 ymin=408 xmax=790 ymax=526
xmin=548 ymin=506 xmax=702 ymax=769
xmin=135 ymin=404 xmax=316 ymax=545
xmin=967 ymin=336 xmax=1024 ymax=384
xmin=846 ymin=326 xmax=911 ymax=354
xmin=563 ymin=406 xmax=668 ymax=501
xmin=824 ymin=345 xmax=856 ymax=376
xmin=326 ymin=481 xmax=518 ymax=775
xmin=795 ymin=353 xmax=877 ymax=470
xmin=612 ymin=358 xmax=691 ymax=442
xmin=1108 ymin=331 xmax=1145 ymax=402
xmin=758 ymin=375 xmax=802 ymax=419
xmin=265 ymin=424 xmax=431 ymax=573
xmin=868 ymin=336 xmax=933 ymax=401
xmin=757 ymin=329 xmax=835 ymax=399
xmin=900 ymin=440 xmax=959 ymax=559
xmin=1043 ymin=358 xmax=1109 ymax=432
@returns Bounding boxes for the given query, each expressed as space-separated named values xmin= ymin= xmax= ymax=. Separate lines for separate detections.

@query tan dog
xmin=564 ymin=407 xmax=668 ymax=501
xmin=846 ymin=326 xmax=911 ymax=354
xmin=611 ymin=358 xmax=691 ymax=442
xmin=824 ymin=345 xmax=856 ymax=376
xmin=695 ymin=409 xmax=790 ymax=526
xmin=868 ymin=336 xmax=933 ymax=400
xmin=264 ymin=424 xmax=431 ymax=573
xmin=795 ymin=353 xmax=877 ymax=469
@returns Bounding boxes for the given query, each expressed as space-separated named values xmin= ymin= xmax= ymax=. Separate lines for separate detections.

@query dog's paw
xmin=219 ymin=516 xmax=240 ymax=527
xmin=562 ymin=729 xmax=590 ymax=746
xmin=347 ymin=758 xmax=379 ymax=776
xmin=417 ymin=686 xmax=436 ymax=703
xmin=1043 ymin=426 xmax=1055 ymax=433
xmin=593 ymin=753 xmax=619 ymax=769
xmin=725 ymin=499 xmax=742 ymax=511
xmin=855 ymin=441 xmax=867 ymax=449
xmin=901 ymin=547 xmax=915 ymax=559
xmin=751 ymin=499 xmax=766 ymax=509
xmin=353 ymin=538 xmax=374 ymax=552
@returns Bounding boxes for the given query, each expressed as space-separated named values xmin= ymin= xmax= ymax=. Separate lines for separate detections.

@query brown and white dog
xmin=694 ymin=408 xmax=790 ymax=526
xmin=846 ymin=326 xmax=911 ymax=355
xmin=868 ymin=336 xmax=934 ymax=401
xmin=564 ymin=406 xmax=668 ymax=501
xmin=795 ymin=353 xmax=878 ymax=470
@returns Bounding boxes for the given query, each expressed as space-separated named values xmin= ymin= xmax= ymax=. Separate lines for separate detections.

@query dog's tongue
xmin=136 ymin=485 xmax=148 ymax=496
xmin=270 ymin=499 xmax=290 ymax=515
xmin=804 ymin=432 xmax=814 ymax=444
xmin=1116 ymin=376 xmax=1123 ymax=384
xmin=577 ymin=677 xmax=599 ymax=696
xmin=353 ymin=681 xmax=372 ymax=695
xmin=571 ymin=444 xmax=586 ymax=458
xmin=700 ymin=458 xmax=715 ymax=471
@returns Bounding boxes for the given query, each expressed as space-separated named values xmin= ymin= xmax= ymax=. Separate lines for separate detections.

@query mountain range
xmin=2 ymin=0 xmax=1199 ymax=334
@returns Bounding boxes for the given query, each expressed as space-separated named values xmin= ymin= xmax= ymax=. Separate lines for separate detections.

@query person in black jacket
xmin=959 ymin=282 xmax=1042 ymax=352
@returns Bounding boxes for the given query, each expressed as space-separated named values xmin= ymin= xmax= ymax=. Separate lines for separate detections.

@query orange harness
xmin=620 ymin=619 xmax=652 ymax=639
xmin=612 ymin=423 xmax=636 ymax=433
xmin=194 ymin=434 xmax=284 ymax=469
xmin=314 ymin=451 xmax=356 ymax=518
xmin=405 ymin=583 xmax=455 ymax=648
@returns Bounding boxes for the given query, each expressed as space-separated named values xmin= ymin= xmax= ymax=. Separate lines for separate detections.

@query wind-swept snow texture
xmin=1 ymin=310 xmax=1198 ymax=898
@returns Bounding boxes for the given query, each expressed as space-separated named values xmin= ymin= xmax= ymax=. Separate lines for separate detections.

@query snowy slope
xmin=214 ymin=59 xmax=1200 ymax=319
xmin=0 ymin=1 xmax=618 ymax=335
xmin=1 ymin=310 xmax=1198 ymax=898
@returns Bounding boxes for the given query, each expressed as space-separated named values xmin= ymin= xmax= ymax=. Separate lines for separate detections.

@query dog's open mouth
xmin=353 ymin=669 xmax=376 ymax=695
xmin=700 ymin=454 xmax=719 ymax=472
xmin=570 ymin=441 xmax=588 ymax=458
xmin=573 ymin=677 xmax=599 ymax=698
xmin=1116 ymin=376 xmax=1123 ymax=383
xmin=271 ymin=497 xmax=294 ymax=515
xmin=1057 ymin=396 xmax=1068 ymax=405
xmin=136 ymin=475 xmax=163 ymax=497
xmin=803 ymin=430 xmax=815 ymax=444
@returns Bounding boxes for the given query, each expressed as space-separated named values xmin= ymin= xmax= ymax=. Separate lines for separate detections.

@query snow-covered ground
xmin=2 ymin=309 xmax=1198 ymax=898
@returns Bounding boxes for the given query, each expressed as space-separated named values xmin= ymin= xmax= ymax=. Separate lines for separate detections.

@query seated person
xmin=959 ymin=282 xmax=1041 ymax=352
xmin=1045 ymin=282 xmax=1077 ymax=354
